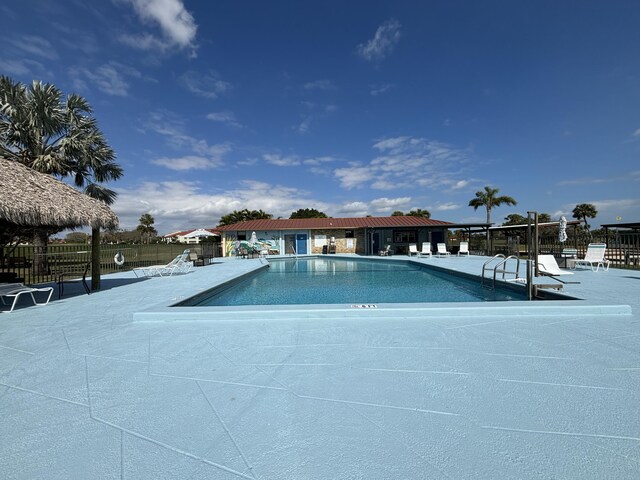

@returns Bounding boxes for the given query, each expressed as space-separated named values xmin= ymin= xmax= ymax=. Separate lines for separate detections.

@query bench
xmin=48 ymin=253 xmax=91 ymax=298
xmin=7 ymin=256 xmax=32 ymax=269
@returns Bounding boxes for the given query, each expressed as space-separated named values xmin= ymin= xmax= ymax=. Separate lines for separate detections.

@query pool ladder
xmin=481 ymin=254 xmax=522 ymax=289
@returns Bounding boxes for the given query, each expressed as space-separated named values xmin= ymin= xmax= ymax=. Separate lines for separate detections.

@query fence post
xmin=91 ymin=227 xmax=101 ymax=291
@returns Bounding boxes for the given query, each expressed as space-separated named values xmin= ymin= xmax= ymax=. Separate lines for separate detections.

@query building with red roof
xmin=216 ymin=216 xmax=479 ymax=256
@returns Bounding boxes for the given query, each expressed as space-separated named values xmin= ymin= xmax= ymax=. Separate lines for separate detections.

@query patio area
xmin=1 ymin=255 xmax=639 ymax=479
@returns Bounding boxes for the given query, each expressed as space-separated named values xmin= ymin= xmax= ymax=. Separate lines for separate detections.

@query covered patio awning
xmin=0 ymin=157 xmax=118 ymax=230
xmin=0 ymin=157 xmax=119 ymax=290
xmin=601 ymin=222 xmax=640 ymax=230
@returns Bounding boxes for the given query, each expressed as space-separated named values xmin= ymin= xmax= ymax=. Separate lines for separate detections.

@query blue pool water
xmin=183 ymin=257 xmax=527 ymax=306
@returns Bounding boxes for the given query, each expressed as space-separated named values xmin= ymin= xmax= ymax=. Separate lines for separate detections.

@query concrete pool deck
xmin=1 ymin=255 xmax=639 ymax=479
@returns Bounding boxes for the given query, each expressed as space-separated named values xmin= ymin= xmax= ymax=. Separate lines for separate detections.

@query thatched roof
xmin=0 ymin=157 xmax=118 ymax=229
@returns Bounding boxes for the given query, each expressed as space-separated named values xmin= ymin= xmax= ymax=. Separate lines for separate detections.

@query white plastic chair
xmin=573 ymin=243 xmax=610 ymax=272
xmin=436 ymin=243 xmax=450 ymax=257
xmin=408 ymin=244 xmax=419 ymax=256
xmin=458 ymin=242 xmax=469 ymax=256
xmin=418 ymin=243 xmax=431 ymax=258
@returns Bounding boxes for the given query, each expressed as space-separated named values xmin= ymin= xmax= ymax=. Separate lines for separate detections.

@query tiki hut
xmin=0 ymin=157 xmax=119 ymax=289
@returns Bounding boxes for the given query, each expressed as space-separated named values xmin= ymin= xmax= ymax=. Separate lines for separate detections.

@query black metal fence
xmin=481 ymin=231 xmax=640 ymax=269
xmin=1 ymin=242 xmax=220 ymax=285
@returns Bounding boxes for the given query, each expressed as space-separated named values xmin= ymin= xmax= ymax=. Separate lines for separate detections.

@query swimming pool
xmin=180 ymin=257 xmax=528 ymax=307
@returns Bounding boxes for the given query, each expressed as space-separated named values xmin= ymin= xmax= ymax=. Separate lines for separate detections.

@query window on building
xmin=393 ymin=230 xmax=417 ymax=243
xmin=345 ymin=230 xmax=355 ymax=238
xmin=237 ymin=233 xmax=246 ymax=240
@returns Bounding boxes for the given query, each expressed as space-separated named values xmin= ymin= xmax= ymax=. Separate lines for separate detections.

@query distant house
xmin=216 ymin=216 xmax=458 ymax=256
xmin=163 ymin=228 xmax=220 ymax=245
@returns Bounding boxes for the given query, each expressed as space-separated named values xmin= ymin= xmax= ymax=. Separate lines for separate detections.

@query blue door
xmin=296 ymin=234 xmax=307 ymax=254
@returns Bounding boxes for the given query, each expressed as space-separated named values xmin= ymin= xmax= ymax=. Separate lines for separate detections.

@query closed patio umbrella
xmin=559 ymin=216 xmax=568 ymax=243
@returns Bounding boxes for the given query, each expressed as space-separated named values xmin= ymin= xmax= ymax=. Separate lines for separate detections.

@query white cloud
xmin=8 ymin=35 xmax=58 ymax=60
xmin=142 ymin=110 xmax=232 ymax=169
xmin=356 ymin=19 xmax=401 ymax=62
xmin=69 ymin=62 xmax=138 ymax=96
xmin=206 ymin=111 xmax=242 ymax=128
xmin=303 ymin=79 xmax=336 ymax=90
xmin=334 ymin=165 xmax=376 ymax=189
xmin=262 ymin=154 xmax=301 ymax=167
xmin=150 ymin=155 xmax=223 ymax=170
xmin=179 ymin=70 xmax=232 ymax=99
xmin=335 ymin=201 xmax=370 ymax=217
xmin=295 ymin=102 xmax=337 ymax=134
xmin=370 ymin=83 xmax=393 ymax=96
xmin=120 ymin=0 xmax=197 ymax=54
xmin=112 ymin=179 xmax=326 ymax=232
xmin=370 ymin=197 xmax=411 ymax=212
xmin=450 ymin=180 xmax=469 ymax=190
xmin=591 ymin=198 xmax=640 ymax=211
xmin=295 ymin=116 xmax=312 ymax=134
xmin=432 ymin=202 xmax=460 ymax=211
xmin=336 ymin=136 xmax=472 ymax=191
xmin=632 ymin=128 xmax=640 ymax=137
xmin=372 ymin=136 xmax=411 ymax=152
xmin=302 ymin=156 xmax=336 ymax=166
xmin=0 ymin=58 xmax=49 ymax=77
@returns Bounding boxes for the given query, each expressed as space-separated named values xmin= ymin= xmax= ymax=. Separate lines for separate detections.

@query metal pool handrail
xmin=481 ymin=254 xmax=506 ymax=286
xmin=492 ymin=255 xmax=521 ymax=289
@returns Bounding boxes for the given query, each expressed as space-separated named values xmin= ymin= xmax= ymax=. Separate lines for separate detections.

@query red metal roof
xmin=217 ymin=216 xmax=452 ymax=231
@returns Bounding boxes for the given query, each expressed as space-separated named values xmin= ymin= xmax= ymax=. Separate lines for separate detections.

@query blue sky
xmin=2 ymin=0 xmax=640 ymax=233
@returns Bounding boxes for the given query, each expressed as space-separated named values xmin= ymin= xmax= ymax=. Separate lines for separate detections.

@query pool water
xmin=184 ymin=257 xmax=527 ymax=306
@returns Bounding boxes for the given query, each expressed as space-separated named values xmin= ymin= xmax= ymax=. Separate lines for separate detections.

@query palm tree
xmin=218 ymin=209 xmax=273 ymax=226
xmin=407 ymin=208 xmax=431 ymax=218
xmin=469 ymin=186 xmax=517 ymax=253
xmin=0 ymin=76 xmax=123 ymax=279
xmin=0 ymin=76 xmax=122 ymax=202
xmin=468 ymin=186 xmax=518 ymax=224
xmin=572 ymin=203 xmax=598 ymax=231
xmin=137 ymin=213 xmax=157 ymax=244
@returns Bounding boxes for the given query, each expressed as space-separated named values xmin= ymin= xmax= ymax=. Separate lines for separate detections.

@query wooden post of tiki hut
xmin=0 ymin=157 xmax=119 ymax=291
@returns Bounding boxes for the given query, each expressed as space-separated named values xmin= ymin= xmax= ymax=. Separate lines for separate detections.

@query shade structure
xmin=559 ymin=216 xmax=568 ymax=243
xmin=0 ymin=157 xmax=118 ymax=230
xmin=183 ymin=228 xmax=217 ymax=239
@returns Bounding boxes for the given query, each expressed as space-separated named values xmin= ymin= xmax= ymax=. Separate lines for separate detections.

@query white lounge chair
xmin=408 ymin=244 xmax=419 ymax=256
xmin=418 ymin=242 xmax=431 ymax=258
xmin=0 ymin=283 xmax=54 ymax=313
xmin=537 ymin=255 xmax=579 ymax=284
xmin=458 ymin=241 xmax=470 ymax=256
xmin=436 ymin=243 xmax=450 ymax=257
xmin=378 ymin=245 xmax=391 ymax=256
xmin=133 ymin=250 xmax=192 ymax=277
xmin=573 ymin=243 xmax=610 ymax=272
